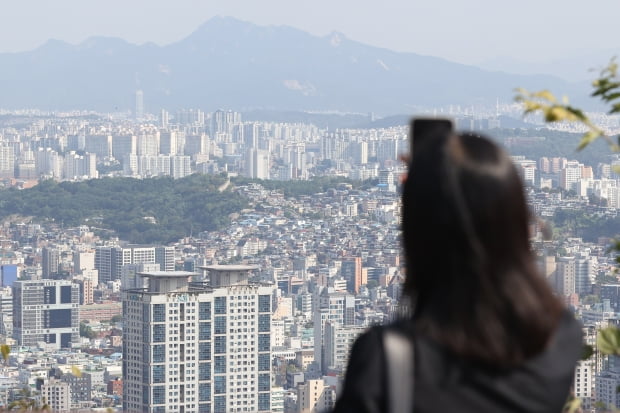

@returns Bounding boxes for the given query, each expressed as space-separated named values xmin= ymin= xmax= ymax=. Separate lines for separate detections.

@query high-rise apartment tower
xmin=123 ymin=266 xmax=274 ymax=413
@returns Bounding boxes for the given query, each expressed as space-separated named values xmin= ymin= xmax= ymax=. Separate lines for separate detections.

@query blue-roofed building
xmin=1 ymin=265 xmax=17 ymax=287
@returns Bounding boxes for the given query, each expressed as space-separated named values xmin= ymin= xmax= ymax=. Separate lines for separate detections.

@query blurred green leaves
xmin=581 ymin=344 xmax=594 ymax=361
xmin=0 ymin=344 xmax=9 ymax=363
xmin=515 ymin=58 xmax=620 ymax=154
xmin=597 ymin=327 xmax=620 ymax=356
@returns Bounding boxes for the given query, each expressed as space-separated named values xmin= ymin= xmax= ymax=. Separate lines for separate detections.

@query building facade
xmin=12 ymin=279 xmax=80 ymax=348
xmin=123 ymin=266 xmax=274 ymax=413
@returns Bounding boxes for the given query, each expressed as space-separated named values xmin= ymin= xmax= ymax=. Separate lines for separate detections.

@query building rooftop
xmin=201 ymin=265 xmax=259 ymax=271
xmin=136 ymin=271 xmax=197 ymax=277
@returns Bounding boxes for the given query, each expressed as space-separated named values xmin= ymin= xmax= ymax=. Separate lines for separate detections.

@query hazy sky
xmin=2 ymin=0 xmax=618 ymax=68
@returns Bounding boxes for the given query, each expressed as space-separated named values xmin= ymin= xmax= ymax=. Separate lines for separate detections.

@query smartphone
xmin=410 ymin=118 xmax=454 ymax=154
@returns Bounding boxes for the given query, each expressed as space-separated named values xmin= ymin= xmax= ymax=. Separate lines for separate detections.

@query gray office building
xmin=13 ymin=279 xmax=80 ymax=349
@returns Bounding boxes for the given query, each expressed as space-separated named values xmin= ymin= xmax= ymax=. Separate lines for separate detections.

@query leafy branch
xmin=515 ymin=59 xmax=620 ymax=156
xmin=598 ymin=327 xmax=620 ymax=356
xmin=518 ymin=61 xmax=620 ymax=413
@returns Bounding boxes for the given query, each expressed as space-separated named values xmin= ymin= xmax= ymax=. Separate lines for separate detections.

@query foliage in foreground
xmin=518 ymin=60 xmax=620 ymax=413
xmin=516 ymin=58 xmax=620 ymax=254
xmin=0 ymin=174 xmax=248 ymax=244
xmin=515 ymin=59 xmax=620 ymax=156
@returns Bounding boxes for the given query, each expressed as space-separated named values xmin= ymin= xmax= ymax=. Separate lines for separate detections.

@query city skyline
xmin=0 ymin=2 xmax=617 ymax=410
xmin=0 ymin=106 xmax=617 ymax=410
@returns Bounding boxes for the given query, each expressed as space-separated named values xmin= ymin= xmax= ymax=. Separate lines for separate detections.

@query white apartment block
xmin=575 ymin=359 xmax=595 ymax=410
xmin=0 ymin=144 xmax=15 ymax=178
xmin=155 ymin=246 xmax=176 ymax=272
xmin=124 ymin=153 xmax=139 ymax=176
xmin=560 ymin=161 xmax=583 ymax=191
xmin=323 ymin=321 xmax=366 ymax=373
xmin=63 ymin=151 xmax=97 ymax=181
xmin=41 ymin=379 xmax=71 ymax=413
xmin=553 ymin=257 xmax=575 ymax=297
xmin=96 ymin=245 xmax=165 ymax=284
xmin=137 ymin=132 xmax=160 ymax=156
xmin=271 ymin=386 xmax=285 ymax=412
xmin=171 ymin=155 xmax=192 ymax=179
xmin=245 ymin=148 xmax=270 ymax=179
xmin=312 ymin=291 xmax=355 ymax=373
xmin=123 ymin=267 xmax=274 ymax=413
xmin=12 ymin=279 xmax=80 ymax=349
xmin=512 ymin=157 xmax=537 ymax=187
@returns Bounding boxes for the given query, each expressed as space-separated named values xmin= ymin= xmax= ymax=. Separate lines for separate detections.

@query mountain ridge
xmin=0 ymin=16 xmax=588 ymax=115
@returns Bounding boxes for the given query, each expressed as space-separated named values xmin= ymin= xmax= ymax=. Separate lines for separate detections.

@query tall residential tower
xmin=123 ymin=266 xmax=274 ymax=413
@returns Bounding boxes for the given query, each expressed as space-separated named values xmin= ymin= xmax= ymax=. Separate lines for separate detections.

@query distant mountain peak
xmin=327 ymin=31 xmax=347 ymax=47
xmin=0 ymin=17 xmax=584 ymax=114
xmin=35 ymin=38 xmax=70 ymax=51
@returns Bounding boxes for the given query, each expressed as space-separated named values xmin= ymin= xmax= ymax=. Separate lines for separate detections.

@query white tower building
xmin=0 ymin=143 xmax=15 ymax=179
xmin=245 ymin=148 xmax=269 ymax=179
xmin=123 ymin=266 xmax=274 ymax=413
xmin=171 ymin=156 xmax=192 ymax=179
xmin=312 ymin=290 xmax=355 ymax=373
xmin=136 ymin=90 xmax=144 ymax=120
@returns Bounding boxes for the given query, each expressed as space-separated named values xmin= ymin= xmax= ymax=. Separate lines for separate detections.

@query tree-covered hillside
xmin=491 ymin=128 xmax=613 ymax=167
xmin=232 ymin=176 xmax=357 ymax=198
xmin=0 ymin=174 xmax=248 ymax=244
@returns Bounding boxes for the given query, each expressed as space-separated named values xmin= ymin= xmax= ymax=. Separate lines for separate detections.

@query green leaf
xmin=577 ymin=130 xmax=602 ymax=151
xmin=592 ymin=82 xmax=618 ymax=97
xmin=604 ymin=92 xmax=620 ymax=102
xmin=581 ymin=344 xmax=594 ymax=360
xmin=544 ymin=106 xmax=583 ymax=123
xmin=533 ymin=90 xmax=557 ymax=103
xmin=597 ymin=327 xmax=620 ymax=355
xmin=564 ymin=396 xmax=581 ymax=413
xmin=71 ymin=365 xmax=82 ymax=377
xmin=564 ymin=106 xmax=587 ymax=121
xmin=0 ymin=344 xmax=10 ymax=362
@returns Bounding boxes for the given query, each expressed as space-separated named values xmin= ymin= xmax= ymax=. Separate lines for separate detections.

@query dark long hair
xmin=402 ymin=132 xmax=563 ymax=367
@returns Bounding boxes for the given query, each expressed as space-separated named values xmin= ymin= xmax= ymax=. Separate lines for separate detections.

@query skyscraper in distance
xmin=42 ymin=247 xmax=60 ymax=279
xmin=245 ymin=148 xmax=269 ymax=179
xmin=136 ymin=90 xmax=144 ymax=120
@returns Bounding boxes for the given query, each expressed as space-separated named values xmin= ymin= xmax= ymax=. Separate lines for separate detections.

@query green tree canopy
xmin=0 ymin=174 xmax=248 ymax=244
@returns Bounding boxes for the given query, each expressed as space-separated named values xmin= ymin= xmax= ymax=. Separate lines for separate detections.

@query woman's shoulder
xmin=354 ymin=320 xmax=416 ymax=347
xmin=349 ymin=324 xmax=388 ymax=354
xmin=556 ymin=308 xmax=583 ymax=343
xmin=333 ymin=325 xmax=390 ymax=413
xmin=343 ymin=322 xmax=415 ymax=383
xmin=529 ymin=308 xmax=583 ymax=371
